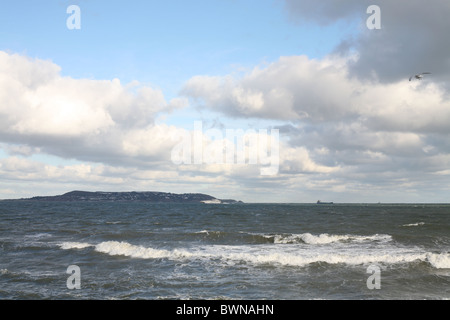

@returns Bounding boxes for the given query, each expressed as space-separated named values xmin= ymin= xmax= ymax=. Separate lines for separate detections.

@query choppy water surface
xmin=0 ymin=201 xmax=449 ymax=299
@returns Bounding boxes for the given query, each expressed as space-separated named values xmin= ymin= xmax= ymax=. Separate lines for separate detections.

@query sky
xmin=1 ymin=0 xmax=450 ymax=203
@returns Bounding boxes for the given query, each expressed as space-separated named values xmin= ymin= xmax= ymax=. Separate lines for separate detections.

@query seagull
xmin=409 ymin=72 xmax=431 ymax=81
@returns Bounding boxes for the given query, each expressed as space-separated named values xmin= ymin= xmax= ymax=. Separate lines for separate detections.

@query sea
xmin=0 ymin=201 xmax=449 ymax=301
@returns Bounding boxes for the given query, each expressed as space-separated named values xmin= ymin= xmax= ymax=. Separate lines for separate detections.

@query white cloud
xmin=2 ymin=48 xmax=450 ymax=202
xmin=0 ymin=51 xmax=186 ymax=165
xmin=183 ymin=55 xmax=359 ymax=121
xmin=280 ymin=146 xmax=338 ymax=174
xmin=183 ymin=55 xmax=450 ymax=132
xmin=0 ymin=51 xmax=177 ymax=137
xmin=180 ymin=52 xmax=450 ymax=201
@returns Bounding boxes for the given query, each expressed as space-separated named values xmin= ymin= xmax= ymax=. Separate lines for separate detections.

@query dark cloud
xmin=283 ymin=0 xmax=450 ymax=85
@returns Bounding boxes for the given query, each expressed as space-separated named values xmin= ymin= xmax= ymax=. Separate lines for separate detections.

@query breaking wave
xmin=192 ymin=231 xmax=393 ymax=245
xmin=58 ymin=240 xmax=450 ymax=269
xmin=58 ymin=242 xmax=93 ymax=250
xmin=94 ymin=241 xmax=196 ymax=260
xmin=269 ymin=233 xmax=392 ymax=245
xmin=426 ymin=252 xmax=450 ymax=269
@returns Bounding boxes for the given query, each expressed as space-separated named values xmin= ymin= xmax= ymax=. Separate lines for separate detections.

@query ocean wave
xmin=94 ymin=241 xmax=198 ymax=260
xmin=191 ymin=230 xmax=274 ymax=244
xmin=211 ymin=246 xmax=450 ymax=269
xmin=195 ymin=230 xmax=215 ymax=234
xmin=183 ymin=231 xmax=393 ymax=246
xmin=24 ymin=233 xmax=53 ymax=239
xmin=59 ymin=242 xmax=93 ymax=250
xmin=194 ymin=230 xmax=227 ymax=237
xmin=426 ymin=252 xmax=450 ymax=269
xmin=402 ymin=222 xmax=425 ymax=227
xmin=59 ymin=240 xmax=450 ymax=269
xmin=268 ymin=233 xmax=392 ymax=245
xmin=222 ymin=251 xmax=423 ymax=267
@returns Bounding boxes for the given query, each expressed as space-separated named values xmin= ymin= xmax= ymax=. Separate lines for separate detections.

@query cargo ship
xmin=317 ymin=200 xmax=333 ymax=204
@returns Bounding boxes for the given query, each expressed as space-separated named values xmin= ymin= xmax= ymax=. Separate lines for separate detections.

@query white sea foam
xmin=204 ymin=244 xmax=430 ymax=267
xmin=402 ymin=222 xmax=425 ymax=227
xmin=272 ymin=233 xmax=392 ymax=245
xmin=225 ymin=251 xmax=425 ymax=267
xmin=426 ymin=252 xmax=450 ymax=269
xmin=195 ymin=230 xmax=223 ymax=235
xmin=59 ymin=242 xmax=93 ymax=250
xmin=59 ymin=239 xmax=449 ymax=269
xmin=196 ymin=230 xmax=210 ymax=234
xmin=94 ymin=241 xmax=199 ymax=260
xmin=24 ymin=233 xmax=52 ymax=239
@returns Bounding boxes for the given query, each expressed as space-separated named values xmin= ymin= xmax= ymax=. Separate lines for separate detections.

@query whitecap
xmin=59 ymin=242 xmax=93 ymax=250
xmin=426 ymin=252 xmax=450 ymax=269
xmin=94 ymin=241 xmax=198 ymax=260
xmin=273 ymin=233 xmax=392 ymax=245
xmin=402 ymin=222 xmax=425 ymax=227
xmin=61 ymin=239 xmax=449 ymax=270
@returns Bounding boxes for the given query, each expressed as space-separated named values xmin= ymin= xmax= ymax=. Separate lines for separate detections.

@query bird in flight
xmin=409 ymin=72 xmax=431 ymax=81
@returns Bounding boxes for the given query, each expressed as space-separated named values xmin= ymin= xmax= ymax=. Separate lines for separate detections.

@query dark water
xmin=0 ymin=201 xmax=449 ymax=299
